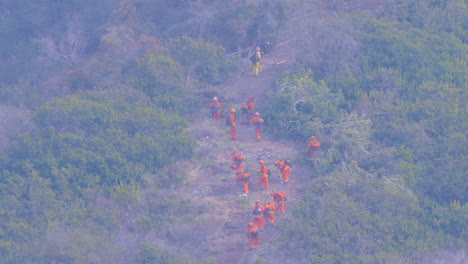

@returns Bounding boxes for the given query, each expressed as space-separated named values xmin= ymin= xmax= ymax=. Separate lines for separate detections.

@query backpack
xmin=250 ymin=230 xmax=259 ymax=237
xmin=249 ymin=53 xmax=259 ymax=63
xmin=254 ymin=118 xmax=264 ymax=128
xmin=241 ymin=105 xmax=248 ymax=114
xmin=210 ymin=103 xmax=220 ymax=113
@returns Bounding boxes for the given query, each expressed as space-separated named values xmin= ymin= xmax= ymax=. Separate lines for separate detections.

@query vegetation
xmin=0 ymin=0 xmax=466 ymax=263
xmin=260 ymin=0 xmax=467 ymax=262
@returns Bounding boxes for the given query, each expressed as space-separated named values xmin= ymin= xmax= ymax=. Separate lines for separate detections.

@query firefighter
xmin=231 ymin=151 xmax=245 ymax=174
xmin=250 ymin=46 xmax=262 ymax=76
xmin=260 ymin=40 xmax=272 ymax=54
xmin=253 ymin=200 xmax=265 ymax=229
xmin=240 ymin=97 xmax=255 ymax=124
xmin=275 ymin=160 xmax=291 ymax=184
xmin=264 ymin=202 xmax=276 ymax=224
xmin=258 ymin=160 xmax=270 ymax=190
xmin=228 ymin=108 xmax=238 ymax=140
xmin=247 ymin=222 xmax=260 ymax=248
xmin=251 ymin=112 xmax=264 ymax=142
xmin=306 ymin=136 xmax=321 ymax=158
xmin=240 ymin=171 xmax=251 ymax=194
xmin=271 ymin=191 xmax=287 ymax=213
xmin=209 ymin=97 xmax=222 ymax=121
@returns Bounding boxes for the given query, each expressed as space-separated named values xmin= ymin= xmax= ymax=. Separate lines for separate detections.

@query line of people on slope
xmin=231 ymin=149 xmax=292 ymax=195
xmin=247 ymin=191 xmax=286 ymax=249
xmin=229 ymin=149 xmax=290 ymax=249
xmin=210 ymin=96 xmax=265 ymax=142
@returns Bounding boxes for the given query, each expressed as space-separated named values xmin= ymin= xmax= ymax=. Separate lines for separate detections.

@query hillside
xmin=0 ymin=1 xmax=466 ymax=263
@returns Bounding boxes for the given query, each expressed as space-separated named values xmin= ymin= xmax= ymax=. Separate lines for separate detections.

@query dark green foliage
xmin=283 ymin=165 xmax=460 ymax=263
xmin=263 ymin=70 xmax=345 ymax=141
xmin=0 ymin=88 xmax=196 ymax=262
xmin=212 ymin=0 xmax=286 ymax=49
xmin=9 ymin=91 xmax=195 ymax=192
xmin=372 ymin=82 xmax=467 ymax=204
xmin=356 ymin=16 xmax=466 ymax=100
xmin=126 ymin=53 xmax=194 ymax=115
xmin=135 ymin=243 xmax=195 ymax=264
xmin=265 ymin=1 xmax=467 ymax=261
xmin=168 ymin=36 xmax=239 ymax=84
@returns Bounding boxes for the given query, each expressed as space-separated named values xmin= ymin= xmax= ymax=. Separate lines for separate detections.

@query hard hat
xmin=213 ymin=96 xmax=218 ymax=101
xmin=255 ymin=112 xmax=260 ymax=116
xmin=248 ymin=223 xmax=254 ymax=226
xmin=231 ymin=108 xmax=236 ymax=113
xmin=259 ymin=160 xmax=265 ymax=164
xmin=248 ymin=97 xmax=254 ymax=101
xmin=311 ymin=136 xmax=316 ymax=139
xmin=256 ymin=46 xmax=260 ymax=51
xmin=255 ymin=200 xmax=260 ymax=203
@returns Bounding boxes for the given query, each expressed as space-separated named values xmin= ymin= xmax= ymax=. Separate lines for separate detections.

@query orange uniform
xmin=228 ymin=109 xmax=237 ymax=140
xmin=282 ymin=164 xmax=291 ymax=183
xmin=246 ymin=98 xmax=254 ymax=121
xmin=271 ymin=192 xmax=287 ymax=213
xmin=247 ymin=223 xmax=260 ymax=248
xmin=209 ymin=97 xmax=222 ymax=121
xmin=253 ymin=201 xmax=265 ymax=229
xmin=275 ymin=161 xmax=291 ymax=184
xmin=240 ymin=97 xmax=255 ymax=124
xmin=240 ymin=172 xmax=251 ymax=194
xmin=231 ymin=152 xmax=245 ymax=174
xmin=306 ymin=136 xmax=321 ymax=158
xmin=258 ymin=160 xmax=270 ymax=190
xmin=251 ymin=113 xmax=264 ymax=142
xmin=264 ymin=202 xmax=276 ymax=224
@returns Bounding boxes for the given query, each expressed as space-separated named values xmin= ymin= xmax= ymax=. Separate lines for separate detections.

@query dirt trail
xmin=175 ymin=44 xmax=316 ymax=264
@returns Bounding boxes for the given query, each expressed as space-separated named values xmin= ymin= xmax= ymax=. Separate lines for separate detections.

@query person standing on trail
xmin=260 ymin=41 xmax=271 ymax=54
xmin=253 ymin=200 xmax=265 ymax=229
xmin=275 ymin=160 xmax=291 ymax=184
xmin=306 ymin=136 xmax=321 ymax=158
xmin=209 ymin=97 xmax=222 ymax=121
xmin=231 ymin=149 xmax=239 ymax=163
xmin=271 ymin=191 xmax=287 ymax=214
xmin=264 ymin=202 xmax=276 ymax=224
xmin=231 ymin=151 xmax=245 ymax=174
xmin=228 ymin=108 xmax=238 ymax=140
xmin=258 ymin=160 xmax=270 ymax=190
xmin=247 ymin=222 xmax=260 ymax=248
xmin=240 ymin=97 xmax=255 ymax=124
xmin=239 ymin=171 xmax=251 ymax=194
xmin=250 ymin=46 xmax=262 ymax=76
xmin=251 ymin=112 xmax=264 ymax=142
